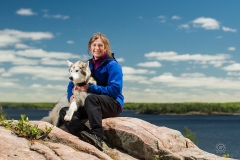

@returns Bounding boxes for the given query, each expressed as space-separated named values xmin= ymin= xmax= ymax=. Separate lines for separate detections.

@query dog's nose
xmin=69 ymin=77 xmax=73 ymax=81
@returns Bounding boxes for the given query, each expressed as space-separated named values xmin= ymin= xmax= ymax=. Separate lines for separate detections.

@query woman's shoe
xmin=80 ymin=131 xmax=103 ymax=151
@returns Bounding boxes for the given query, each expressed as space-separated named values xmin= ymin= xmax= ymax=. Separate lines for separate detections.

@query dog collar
xmin=76 ymin=77 xmax=90 ymax=87
xmin=76 ymin=82 xmax=87 ymax=87
xmin=74 ymin=86 xmax=80 ymax=90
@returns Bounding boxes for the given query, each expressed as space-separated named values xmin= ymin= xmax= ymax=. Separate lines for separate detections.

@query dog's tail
xmin=41 ymin=116 xmax=53 ymax=124
xmin=40 ymin=95 xmax=69 ymax=126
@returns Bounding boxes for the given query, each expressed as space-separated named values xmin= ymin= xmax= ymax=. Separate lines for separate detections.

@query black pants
xmin=58 ymin=94 xmax=122 ymax=138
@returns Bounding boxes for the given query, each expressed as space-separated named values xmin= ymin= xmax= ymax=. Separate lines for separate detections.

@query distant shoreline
xmin=130 ymin=110 xmax=240 ymax=116
xmin=156 ymin=111 xmax=240 ymax=116
xmin=2 ymin=108 xmax=240 ymax=116
xmin=2 ymin=107 xmax=51 ymax=110
xmin=1 ymin=102 xmax=240 ymax=116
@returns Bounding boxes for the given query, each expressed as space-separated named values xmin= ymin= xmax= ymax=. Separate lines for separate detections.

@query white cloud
xmin=0 ymin=81 xmax=20 ymax=87
xmin=0 ymin=34 xmax=19 ymax=47
xmin=192 ymin=17 xmax=220 ymax=30
xmin=123 ymin=87 xmax=237 ymax=103
xmin=16 ymin=8 xmax=37 ymax=16
xmin=116 ymin=58 xmax=125 ymax=62
xmin=1 ymin=72 xmax=12 ymax=77
xmin=208 ymin=60 xmax=226 ymax=67
xmin=0 ymin=79 xmax=66 ymax=102
xmin=222 ymin=63 xmax=240 ymax=71
xmin=157 ymin=15 xmax=166 ymax=23
xmin=0 ymin=29 xmax=53 ymax=47
xmin=227 ymin=72 xmax=240 ymax=76
xmin=172 ymin=15 xmax=181 ymax=20
xmin=149 ymin=71 xmax=156 ymax=74
xmin=30 ymin=84 xmax=65 ymax=90
xmin=138 ymin=16 xmax=143 ymax=19
xmin=15 ymin=49 xmax=81 ymax=59
xmin=150 ymin=72 xmax=240 ymax=90
xmin=215 ymin=36 xmax=222 ymax=39
xmin=0 ymin=49 xmax=89 ymax=65
xmin=222 ymin=26 xmax=237 ymax=32
xmin=8 ymin=65 xmax=69 ymax=81
xmin=201 ymin=65 xmax=208 ymax=69
xmin=145 ymin=51 xmax=230 ymax=63
xmin=44 ymin=14 xmax=70 ymax=20
xmin=0 ymin=77 xmax=20 ymax=87
xmin=157 ymin=15 xmax=165 ymax=19
xmin=0 ymin=68 xmax=5 ymax=73
xmin=123 ymin=75 xmax=148 ymax=82
xmin=181 ymin=73 xmax=205 ymax=77
xmin=15 ymin=43 xmax=33 ymax=49
xmin=178 ymin=24 xmax=190 ymax=29
xmin=0 ymin=50 xmax=39 ymax=65
xmin=67 ymin=40 xmax=74 ymax=44
xmin=228 ymin=47 xmax=236 ymax=51
xmin=40 ymin=58 xmax=71 ymax=66
xmin=137 ymin=61 xmax=162 ymax=67
xmin=122 ymin=66 xmax=154 ymax=74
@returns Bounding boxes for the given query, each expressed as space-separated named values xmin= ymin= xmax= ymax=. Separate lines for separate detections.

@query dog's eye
xmin=75 ymin=70 xmax=79 ymax=72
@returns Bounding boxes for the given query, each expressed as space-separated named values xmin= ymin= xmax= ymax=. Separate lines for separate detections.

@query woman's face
xmin=90 ymin=38 xmax=106 ymax=59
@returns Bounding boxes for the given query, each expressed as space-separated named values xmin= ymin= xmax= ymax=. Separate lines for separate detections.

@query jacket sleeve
xmin=67 ymin=81 xmax=74 ymax=102
xmin=87 ymin=62 xmax=123 ymax=99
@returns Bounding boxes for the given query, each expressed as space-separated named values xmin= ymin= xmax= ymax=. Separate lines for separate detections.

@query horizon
xmin=0 ymin=0 xmax=240 ymax=103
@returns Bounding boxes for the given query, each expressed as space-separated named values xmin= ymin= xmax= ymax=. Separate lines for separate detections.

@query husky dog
xmin=41 ymin=60 xmax=96 ymax=126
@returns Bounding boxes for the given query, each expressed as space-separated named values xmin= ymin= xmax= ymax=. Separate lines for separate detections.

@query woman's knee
xmin=85 ymin=94 xmax=97 ymax=101
xmin=84 ymin=95 xmax=101 ymax=112
xmin=59 ymin=107 xmax=69 ymax=117
xmin=85 ymin=94 xmax=98 ymax=105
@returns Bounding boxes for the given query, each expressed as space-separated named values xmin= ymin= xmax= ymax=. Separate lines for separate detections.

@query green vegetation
xmin=183 ymin=126 xmax=198 ymax=145
xmin=222 ymin=153 xmax=230 ymax=158
xmin=124 ymin=102 xmax=240 ymax=115
xmin=0 ymin=110 xmax=5 ymax=117
xmin=1 ymin=102 xmax=55 ymax=109
xmin=1 ymin=101 xmax=240 ymax=115
xmin=0 ymin=113 xmax=52 ymax=140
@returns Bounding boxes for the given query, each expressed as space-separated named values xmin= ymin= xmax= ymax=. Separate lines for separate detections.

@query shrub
xmin=0 ymin=114 xmax=52 ymax=140
xmin=183 ymin=126 xmax=198 ymax=145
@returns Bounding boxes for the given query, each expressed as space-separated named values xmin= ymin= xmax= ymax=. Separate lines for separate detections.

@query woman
xmin=58 ymin=32 xmax=124 ymax=151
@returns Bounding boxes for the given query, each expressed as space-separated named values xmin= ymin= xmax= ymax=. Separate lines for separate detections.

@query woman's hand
xmin=69 ymin=95 xmax=75 ymax=103
xmin=79 ymin=84 xmax=89 ymax=92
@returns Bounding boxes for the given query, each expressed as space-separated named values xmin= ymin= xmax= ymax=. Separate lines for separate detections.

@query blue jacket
xmin=67 ymin=54 xmax=124 ymax=108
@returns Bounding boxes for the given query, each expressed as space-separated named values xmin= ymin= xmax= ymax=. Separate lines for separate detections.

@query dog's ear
xmin=67 ymin=60 xmax=73 ymax=67
xmin=84 ymin=61 xmax=89 ymax=68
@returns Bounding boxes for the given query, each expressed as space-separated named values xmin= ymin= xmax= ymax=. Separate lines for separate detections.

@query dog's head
xmin=67 ymin=60 xmax=91 ymax=85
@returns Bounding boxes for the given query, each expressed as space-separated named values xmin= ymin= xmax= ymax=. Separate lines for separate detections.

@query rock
xmin=31 ymin=141 xmax=99 ymax=160
xmin=102 ymin=117 xmax=235 ymax=160
xmin=33 ymin=121 xmax=112 ymax=160
xmin=0 ymin=118 xmax=236 ymax=160
xmin=0 ymin=127 xmax=46 ymax=160
xmin=30 ymin=142 xmax=62 ymax=160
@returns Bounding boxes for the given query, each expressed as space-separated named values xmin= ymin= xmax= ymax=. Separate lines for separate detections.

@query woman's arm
xmin=67 ymin=81 xmax=74 ymax=102
xmin=87 ymin=62 xmax=123 ymax=99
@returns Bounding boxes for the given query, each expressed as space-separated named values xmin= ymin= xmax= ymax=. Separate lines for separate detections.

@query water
xmin=2 ymin=108 xmax=240 ymax=159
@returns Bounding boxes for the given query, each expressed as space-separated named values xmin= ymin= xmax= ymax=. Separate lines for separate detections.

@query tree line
xmin=124 ymin=102 xmax=240 ymax=115
xmin=1 ymin=102 xmax=240 ymax=115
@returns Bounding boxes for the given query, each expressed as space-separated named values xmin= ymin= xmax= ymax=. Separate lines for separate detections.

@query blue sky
xmin=0 ymin=0 xmax=240 ymax=103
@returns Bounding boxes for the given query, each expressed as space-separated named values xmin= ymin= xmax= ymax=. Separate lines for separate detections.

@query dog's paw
xmin=64 ymin=112 xmax=73 ymax=121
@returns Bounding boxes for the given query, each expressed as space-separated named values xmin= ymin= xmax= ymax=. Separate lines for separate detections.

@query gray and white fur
xmin=41 ymin=60 xmax=96 ymax=126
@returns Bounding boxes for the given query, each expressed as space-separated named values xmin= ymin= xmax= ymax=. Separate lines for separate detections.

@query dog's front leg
xmin=64 ymin=100 xmax=78 ymax=121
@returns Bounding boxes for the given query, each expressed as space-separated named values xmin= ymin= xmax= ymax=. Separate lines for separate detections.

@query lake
xmin=2 ymin=108 xmax=240 ymax=159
